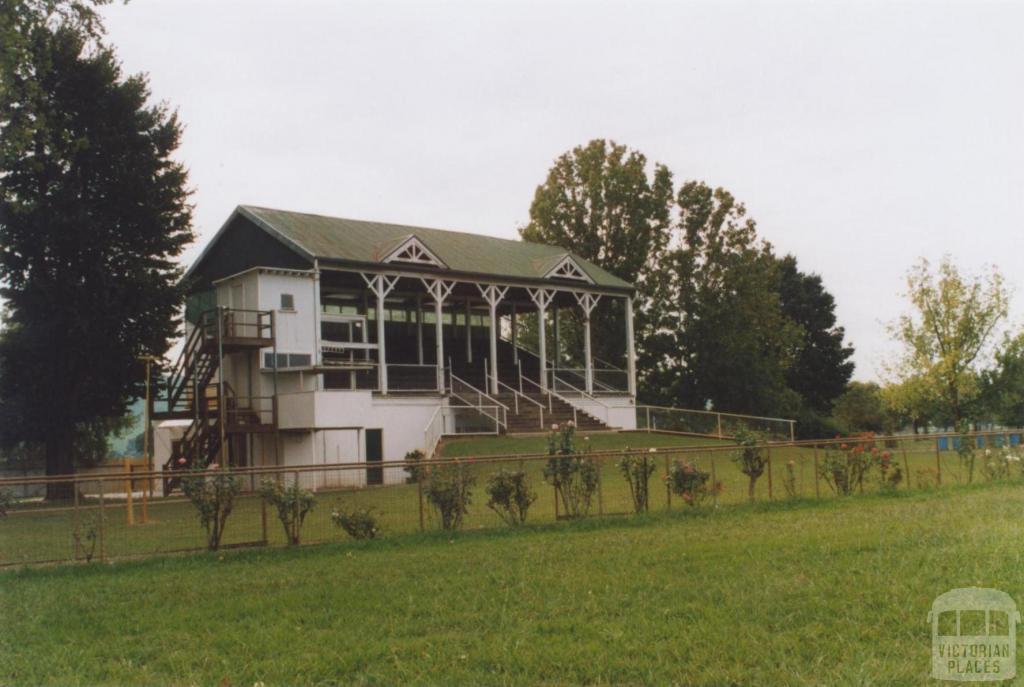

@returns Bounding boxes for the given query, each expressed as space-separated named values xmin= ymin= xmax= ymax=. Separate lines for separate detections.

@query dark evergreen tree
xmin=642 ymin=182 xmax=802 ymax=416
xmin=775 ymin=254 xmax=855 ymax=414
xmin=0 ymin=14 xmax=192 ymax=496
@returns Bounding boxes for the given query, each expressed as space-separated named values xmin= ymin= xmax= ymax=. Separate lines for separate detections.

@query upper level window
xmin=280 ymin=293 xmax=295 ymax=311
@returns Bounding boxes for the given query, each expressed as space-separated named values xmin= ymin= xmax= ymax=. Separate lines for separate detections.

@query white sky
xmin=101 ymin=0 xmax=1024 ymax=381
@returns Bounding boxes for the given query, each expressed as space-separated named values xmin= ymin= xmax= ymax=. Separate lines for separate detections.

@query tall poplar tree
xmin=519 ymin=139 xmax=674 ymax=366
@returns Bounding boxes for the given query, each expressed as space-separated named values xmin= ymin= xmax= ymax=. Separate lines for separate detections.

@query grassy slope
xmin=3 ymin=482 xmax=1024 ymax=686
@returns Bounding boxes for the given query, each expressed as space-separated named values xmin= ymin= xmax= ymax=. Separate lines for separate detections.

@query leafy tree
xmin=832 ymin=382 xmax=887 ymax=434
xmin=520 ymin=139 xmax=673 ymax=365
xmin=881 ymin=374 xmax=946 ymax=433
xmin=643 ymin=182 xmax=802 ymax=416
xmin=520 ymin=141 xmax=857 ymax=422
xmin=0 ymin=15 xmax=193 ymax=497
xmin=979 ymin=332 xmax=1024 ymax=427
xmin=887 ymin=257 xmax=1009 ymax=426
xmin=776 ymin=255 xmax=854 ymax=414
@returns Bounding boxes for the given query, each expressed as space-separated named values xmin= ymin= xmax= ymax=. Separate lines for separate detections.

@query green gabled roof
xmin=232 ymin=205 xmax=633 ymax=291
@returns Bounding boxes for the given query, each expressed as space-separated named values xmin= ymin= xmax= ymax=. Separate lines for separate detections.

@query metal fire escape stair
xmin=152 ymin=308 xmax=275 ymax=494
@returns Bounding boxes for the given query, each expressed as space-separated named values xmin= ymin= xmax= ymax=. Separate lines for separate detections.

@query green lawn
xmin=3 ymin=480 xmax=1023 ymax=685
xmin=437 ymin=430 xmax=726 ymax=457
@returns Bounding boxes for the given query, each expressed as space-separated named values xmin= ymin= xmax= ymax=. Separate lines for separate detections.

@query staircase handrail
xmin=549 ymin=366 xmax=620 ymax=394
xmin=422 ymin=405 xmax=444 ymax=458
xmin=495 ymin=378 xmax=545 ymax=430
xmin=500 ymin=329 xmax=624 ymax=370
xmin=165 ymin=312 xmax=210 ymax=410
xmin=517 ymin=368 xmax=595 ymax=427
xmin=549 ymin=372 xmax=612 ymax=425
xmin=449 ymin=369 xmax=508 ymax=430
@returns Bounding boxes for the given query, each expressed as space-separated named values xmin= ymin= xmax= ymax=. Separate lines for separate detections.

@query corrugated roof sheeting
xmin=238 ymin=205 xmax=632 ymax=290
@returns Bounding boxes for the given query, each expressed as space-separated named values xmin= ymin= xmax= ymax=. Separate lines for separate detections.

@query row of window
xmin=262 ymin=352 xmax=313 ymax=370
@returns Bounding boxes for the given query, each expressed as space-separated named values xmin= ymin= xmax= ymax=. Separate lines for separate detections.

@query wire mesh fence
xmin=635 ymin=405 xmax=796 ymax=441
xmin=1 ymin=429 xmax=1021 ymax=567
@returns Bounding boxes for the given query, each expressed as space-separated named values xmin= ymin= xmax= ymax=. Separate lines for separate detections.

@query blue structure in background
xmin=937 ymin=434 xmax=1021 ymax=451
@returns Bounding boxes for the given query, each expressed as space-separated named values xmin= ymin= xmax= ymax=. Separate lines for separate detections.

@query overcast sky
xmin=101 ymin=0 xmax=1024 ymax=381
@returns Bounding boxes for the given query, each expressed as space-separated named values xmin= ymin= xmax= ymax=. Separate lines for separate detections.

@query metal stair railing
xmin=495 ymin=378 xmax=545 ymax=430
xmin=516 ymin=366 xmax=595 ymax=427
xmin=548 ymin=371 xmax=613 ymax=425
xmin=448 ymin=365 xmax=509 ymax=431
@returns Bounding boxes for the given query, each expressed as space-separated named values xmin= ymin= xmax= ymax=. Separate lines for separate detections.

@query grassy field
xmin=436 ymin=430 xmax=724 ymax=457
xmin=0 ymin=431 xmax=984 ymax=566
xmin=3 ymin=479 xmax=1024 ymax=685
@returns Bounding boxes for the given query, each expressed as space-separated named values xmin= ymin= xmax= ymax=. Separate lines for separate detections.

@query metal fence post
xmin=665 ymin=453 xmax=672 ymax=511
xmin=766 ymin=447 xmax=773 ymax=500
xmin=98 ymin=479 xmax=106 ymax=562
xmin=935 ymin=439 xmax=943 ymax=486
xmin=710 ymin=452 xmax=718 ymax=508
xmin=73 ymin=480 xmax=81 ymax=561
xmin=417 ymin=477 xmax=425 ymax=531
xmin=903 ymin=447 xmax=911 ymax=490
xmin=813 ymin=444 xmax=820 ymax=499
xmin=597 ymin=455 xmax=604 ymax=516
xmin=124 ymin=459 xmax=134 ymax=526
xmin=260 ymin=497 xmax=268 ymax=545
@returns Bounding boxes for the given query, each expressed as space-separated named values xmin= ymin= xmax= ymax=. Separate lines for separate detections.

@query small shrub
xmin=618 ymin=449 xmax=657 ymax=513
xmin=425 ymin=460 xmax=475 ymax=530
xmin=331 ymin=506 xmax=380 ymax=539
xmin=731 ymin=426 xmax=768 ymax=501
xmin=819 ymin=434 xmax=874 ymax=496
xmin=259 ymin=478 xmax=315 ymax=545
xmin=182 ymin=464 xmax=240 ymax=551
xmin=980 ymin=447 xmax=1022 ymax=482
xmin=485 ymin=469 xmax=536 ymax=526
xmin=666 ymin=459 xmax=719 ymax=507
xmin=782 ymin=460 xmax=798 ymax=499
xmin=403 ymin=449 xmax=426 ymax=484
xmin=543 ymin=422 xmax=598 ymax=519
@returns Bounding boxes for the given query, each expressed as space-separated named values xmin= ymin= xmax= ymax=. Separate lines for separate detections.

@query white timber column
xmin=527 ymin=288 xmax=555 ymax=391
xmin=362 ymin=273 xmax=399 ymax=394
xmin=575 ymin=292 xmax=600 ymax=394
xmin=511 ymin=303 xmax=518 ymax=363
xmin=416 ymin=294 xmax=424 ymax=365
xmin=312 ymin=260 xmax=322 ymax=390
xmin=552 ymin=305 xmax=560 ymax=373
xmin=422 ymin=278 xmax=455 ymax=392
xmin=465 ymin=299 xmax=473 ymax=363
xmin=625 ymin=295 xmax=637 ymax=397
xmin=478 ymin=284 xmax=509 ymax=395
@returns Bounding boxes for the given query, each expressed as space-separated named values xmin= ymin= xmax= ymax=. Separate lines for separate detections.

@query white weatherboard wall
xmin=258 ymin=272 xmax=316 ymax=357
xmin=255 ymin=271 xmax=318 ymax=396
xmin=276 ymin=391 xmax=443 ymax=487
xmin=562 ymin=395 xmax=637 ymax=430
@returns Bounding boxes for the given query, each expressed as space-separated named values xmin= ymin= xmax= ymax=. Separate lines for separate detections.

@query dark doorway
xmin=365 ymin=429 xmax=383 ymax=485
